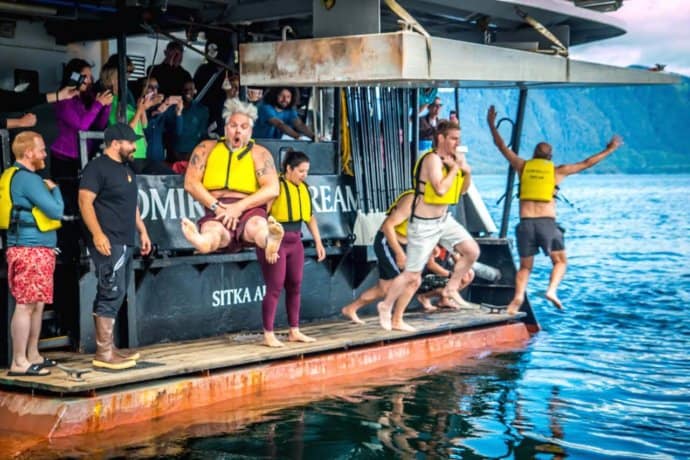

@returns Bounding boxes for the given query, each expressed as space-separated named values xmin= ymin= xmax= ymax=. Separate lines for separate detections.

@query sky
xmin=569 ymin=0 xmax=690 ymax=76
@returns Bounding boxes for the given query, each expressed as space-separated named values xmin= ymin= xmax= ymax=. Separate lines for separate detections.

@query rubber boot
xmin=93 ymin=314 xmax=141 ymax=361
xmin=92 ymin=316 xmax=136 ymax=370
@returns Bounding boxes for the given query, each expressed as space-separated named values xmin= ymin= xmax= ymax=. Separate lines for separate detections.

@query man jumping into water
xmin=181 ymin=99 xmax=284 ymax=261
xmin=487 ymin=105 xmax=622 ymax=313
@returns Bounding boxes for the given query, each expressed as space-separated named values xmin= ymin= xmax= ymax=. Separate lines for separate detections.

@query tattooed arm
xmin=184 ymin=140 xmax=218 ymax=208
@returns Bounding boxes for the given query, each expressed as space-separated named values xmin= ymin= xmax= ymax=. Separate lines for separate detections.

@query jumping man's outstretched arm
xmin=487 ymin=106 xmax=525 ymax=172
xmin=556 ymin=136 xmax=622 ymax=179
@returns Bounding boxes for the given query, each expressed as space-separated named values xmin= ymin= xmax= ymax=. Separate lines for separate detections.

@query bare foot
xmin=288 ymin=329 xmax=316 ymax=343
xmin=262 ymin=331 xmax=285 ymax=348
xmin=545 ymin=291 xmax=563 ymax=310
xmin=341 ymin=307 xmax=365 ymax=324
xmin=442 ymin=288 xmax=467 ymax=310
xmin=417 ymin=295 xmax=438 ymax=312
xmin=392 ymin=321 xmax=417 ymax=332
xmin=437 ymin=296 xmax=460 ymax=310
xmin=264 ymin=217 xmax=284 ymax=264
xmin=377 ymin=302 xmax=392 ymax=331
xmin=506 ymin=299 xmax=522 ymax=315
xmin=181 ymin=218 xmax=212 ymax=253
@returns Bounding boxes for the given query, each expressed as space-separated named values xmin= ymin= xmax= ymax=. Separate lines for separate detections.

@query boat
xmin=0 ymin=0 xmax=676 ymax=445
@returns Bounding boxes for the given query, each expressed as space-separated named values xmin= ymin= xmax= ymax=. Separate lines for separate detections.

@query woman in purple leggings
xmin=257 ymin=151 xmax=326 ymax=347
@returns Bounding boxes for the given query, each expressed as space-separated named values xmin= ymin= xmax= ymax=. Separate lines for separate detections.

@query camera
xmin=68 ymin=71 xmax=86 ymax=87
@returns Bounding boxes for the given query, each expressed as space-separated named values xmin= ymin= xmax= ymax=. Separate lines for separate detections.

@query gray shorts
xmin=516 ymin=217 xmax=565 ymax=257
xmin=405 ymin=214 xmax=471 ymax=272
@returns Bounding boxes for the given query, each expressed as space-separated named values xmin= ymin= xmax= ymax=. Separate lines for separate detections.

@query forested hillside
xmin=442 ymin=72 xmax=690 ymax=174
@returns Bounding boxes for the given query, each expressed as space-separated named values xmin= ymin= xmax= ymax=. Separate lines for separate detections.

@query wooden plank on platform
xmin=0 ymin=309 xmax=523 ymax=394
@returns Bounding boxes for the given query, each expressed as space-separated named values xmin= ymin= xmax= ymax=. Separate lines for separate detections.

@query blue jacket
xmin=6 ymin=164 xmax=64 ymax=248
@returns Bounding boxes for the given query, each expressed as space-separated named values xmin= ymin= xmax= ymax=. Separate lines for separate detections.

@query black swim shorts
xmin=373 ymin=231 xmax=406 ymax=280
xmin=516 ymin=217 xmax=565 ymax=258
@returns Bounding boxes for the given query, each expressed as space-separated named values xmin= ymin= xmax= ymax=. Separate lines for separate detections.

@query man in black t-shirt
xmin=78 ymin=123 xmax=151 ymax=370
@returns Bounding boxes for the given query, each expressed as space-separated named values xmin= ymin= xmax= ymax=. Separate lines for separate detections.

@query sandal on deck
xmin=7 ymin=363 xmax=51 ymax=377
xmin=36 ymin=358 xmax=58 ymax=368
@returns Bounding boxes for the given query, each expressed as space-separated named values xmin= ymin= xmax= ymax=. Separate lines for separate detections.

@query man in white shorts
xmin=377 ymin=120 xmax=480 ymax=331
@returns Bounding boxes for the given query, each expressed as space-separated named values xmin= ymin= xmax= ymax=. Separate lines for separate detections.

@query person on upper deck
xmin=376 ymin=120 xmax=479 ymax=332
xmin=253 ymin=87 xmax=315 ymax=141
xmin=148 ymin=41 xmax=193 ymax=97
xmin=1 ymin=86 xmax=77 ymax=130
xmin=258 ymin=150 xmax=325 ymax=347
xmin=487 ymin=105 xmax=622 ymax=313
xmin=170 ymin=79 xmax=209 ymax=163
xmin=180 ymin=98 xmax=285 ymax=263
xmin=418 ymin=97 xmax=442 ymax=152
xmin=51 ymin=59 xmax=113 ymax=181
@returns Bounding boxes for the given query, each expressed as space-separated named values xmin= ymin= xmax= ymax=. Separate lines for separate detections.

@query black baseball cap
xmin=104 ymin=123 xmax=142 ymax=144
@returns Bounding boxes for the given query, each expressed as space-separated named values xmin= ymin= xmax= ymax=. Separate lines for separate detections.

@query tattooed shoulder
xmin=256 ymin=152 xmax=276 ymax=178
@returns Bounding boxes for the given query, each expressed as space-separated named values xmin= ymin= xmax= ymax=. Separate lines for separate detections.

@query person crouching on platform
xmin=377 ymin=120 xmax=480 ymax=331
xmin=79 ymin=123 xmax=151 ymax=370
xmin=341 ymin=189 xmax=414 ymax=325
xmin=180 ymin=98 xmax=284 ymax=262
xmin=416 ymin=246 xmax=475 ymax=312
xmin=3 ymin=132 xmax=64 ymax=377
xmin=258 ymin=151 xmax=326 ymax=347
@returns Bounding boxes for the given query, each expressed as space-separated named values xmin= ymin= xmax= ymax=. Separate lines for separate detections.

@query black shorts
xmin=373 ymin=231 xmax=406 ymax=281
xmin=516 ymin=217 xmax=565 ymax=258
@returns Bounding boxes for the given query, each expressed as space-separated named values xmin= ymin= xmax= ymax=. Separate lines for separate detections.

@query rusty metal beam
xmin=240 ymin=31 xmax=679 ymax=88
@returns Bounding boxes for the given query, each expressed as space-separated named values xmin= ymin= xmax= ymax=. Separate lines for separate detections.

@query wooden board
xmin=0 ymin=308 xmax=523 ymax=394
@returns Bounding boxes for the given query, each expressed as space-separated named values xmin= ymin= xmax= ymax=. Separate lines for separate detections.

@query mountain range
xmin=441 ymin=71 xmax=690 ymax=174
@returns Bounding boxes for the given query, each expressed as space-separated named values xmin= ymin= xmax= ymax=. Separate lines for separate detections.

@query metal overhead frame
xmin=239 ymin=32 xmax=678 ymax=88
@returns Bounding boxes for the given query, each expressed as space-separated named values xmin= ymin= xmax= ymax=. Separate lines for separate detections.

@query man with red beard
xmin=180 ymin=99 xmax=284 ymax=263
xmin=79 ymin=123 xmax=151 ymax=370
xmin=3 ymin=131 xmax=64 ymax=376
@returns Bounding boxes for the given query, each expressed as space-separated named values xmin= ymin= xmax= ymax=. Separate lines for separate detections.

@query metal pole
xmin=116 ymin=2 xmax=128 ymax=124
xmin=499 ymin=87 xmax=529 ymax=238
xmin=403 ymin=88 xmax=412 ymax=188
xmin=454 ymin=87 xmax=461 ymax=122
xmin=411 ymin=88 xmax=420 ymax=165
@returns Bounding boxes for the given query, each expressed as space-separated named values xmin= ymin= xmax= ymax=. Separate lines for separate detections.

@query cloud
xmin=570 ymin=0 xmax=690 ymax=75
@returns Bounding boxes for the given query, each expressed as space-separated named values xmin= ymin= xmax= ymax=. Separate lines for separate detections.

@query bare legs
xmin=508 ymin=250 xmax=567 ymax=314
xmin=442 ymin=240 xmax=480 ymax=309
xmin=507 ymin=256 xmax=533 ymax=314
xmin=377 ymin=272 xmax=421 ymax=331
xmin=180 ymin=219 xmax=227 ymax=253
xmin=181 ymin=215 xmax=284 ymax=264
xmin=341 ymin=280 xmax=391 ymax=324
xmin=545 ymin=250 xmax=567 ymax=310
xmin=10 ymin=302 xmax=49 ymax=375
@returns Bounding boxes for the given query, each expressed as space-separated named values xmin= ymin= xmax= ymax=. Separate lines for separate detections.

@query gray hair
xmin=223 ymin=98 xmax=258 ymax=126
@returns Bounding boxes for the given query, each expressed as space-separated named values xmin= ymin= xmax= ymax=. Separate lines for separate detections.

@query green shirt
xmin=108 ymin=94 xmax=147 ymax=159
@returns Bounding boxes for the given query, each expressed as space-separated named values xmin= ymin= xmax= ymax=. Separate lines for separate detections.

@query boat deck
xmin=0 ymin=307 xmax=523 ymax=395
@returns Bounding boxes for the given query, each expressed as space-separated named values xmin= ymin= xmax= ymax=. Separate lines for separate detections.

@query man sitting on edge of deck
xmin=376 ymin=120 xmax=480 ymax=332
xmin=487 ymin=105 xmax=622 ymax=313
xmin=180 ymin=98 xmax=284 ymax=263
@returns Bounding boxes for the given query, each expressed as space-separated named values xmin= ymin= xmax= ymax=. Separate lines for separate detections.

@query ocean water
xmin=15 ymin=174 xmax=690 ymax=459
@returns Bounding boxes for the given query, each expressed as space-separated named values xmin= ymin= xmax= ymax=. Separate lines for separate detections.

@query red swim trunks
xmin=6 ymin=247 xmax=56 ymax=304
xmin=197 ymin=197 xmax=267 ymax=253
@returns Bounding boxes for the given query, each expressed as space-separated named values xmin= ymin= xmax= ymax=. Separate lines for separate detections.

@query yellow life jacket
xmin=0 ymin=166 xmax=62 ymax=232
xmin=202 ymin=140 xmax=258 ymax=194
xmin=385 ymin=189 xmax=414 ymax=237
xmin=271 ymin=176 xmax=312 ymax=223
xmin=519 ymin=158 xmax=556 ymax=202
xmin=412 ymin=151 xmax=464 ymax=205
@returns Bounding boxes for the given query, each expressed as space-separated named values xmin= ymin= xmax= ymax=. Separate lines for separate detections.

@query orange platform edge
xmin=0 ymin=322 xmax=530 ymax=439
